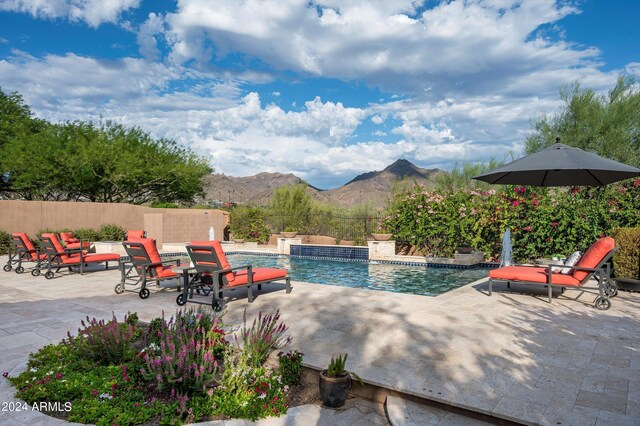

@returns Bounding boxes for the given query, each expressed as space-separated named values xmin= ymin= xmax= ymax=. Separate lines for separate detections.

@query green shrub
xmin=150 ymin=201 xmax=180 ymax=208
xmin=278 ymin=350 xmax=304 ymax=385
xmin=611 ymin=228 xmax=640 ymax=279
xmin=230 ymin=206 xmax=271 ymax=243
xmin=216 ymin=363 xmax=288 ymax=421
xmin=0 ymin=229 xmax=10 ymax=255
xmin=72 ymin=228 xmax=100 ymax=242
xmin=98 ymin=224 xmax=126 ymax=241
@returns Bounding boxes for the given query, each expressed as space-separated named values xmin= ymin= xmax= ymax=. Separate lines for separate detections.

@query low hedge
xmin=612 ymin=228 xmax=640 ymax=279
xmin=0 ymin=229 xmax=10 ymax=255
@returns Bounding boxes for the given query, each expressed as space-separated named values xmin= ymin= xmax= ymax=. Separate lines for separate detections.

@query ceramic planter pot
xmin=319 ymin=370 xmax=351 ymax=408
xmin=371 ymin=233 xmax=392 ymax=241
xmin=281 ymin=232 xmax=298 ymax=238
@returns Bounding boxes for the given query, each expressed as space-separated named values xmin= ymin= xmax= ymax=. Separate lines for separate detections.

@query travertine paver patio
xmin=0 ymin=257 xmax=638 ymax=426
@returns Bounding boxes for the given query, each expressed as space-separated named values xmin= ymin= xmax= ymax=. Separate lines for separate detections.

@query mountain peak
xmin=346 ymin=158 xmax=427 ymax=185
xmin=383 ymin=158 xmax=419 ymax=175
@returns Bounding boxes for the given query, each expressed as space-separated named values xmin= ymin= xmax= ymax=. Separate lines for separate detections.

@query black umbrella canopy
xmin=474 ymin=142 xmax=640 ymax=187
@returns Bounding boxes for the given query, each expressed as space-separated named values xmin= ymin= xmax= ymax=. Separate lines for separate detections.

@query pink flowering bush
xmin=64 ymin=313 xmax=137 ymax=366
xmin=386 ymin=179 xmax=640 ymax=261
xmin=8 ymin=308 xmax=300 ymax=425
xmin=141 ymin=309 xmax=226 ymax=395
xmin=237 ymin=309 xmax=292 ymax=368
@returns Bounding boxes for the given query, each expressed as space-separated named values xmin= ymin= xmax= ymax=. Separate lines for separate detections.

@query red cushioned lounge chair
xmin=38 ymin=233 xmax=120 ymax=279
xmin=117 ymin=237 xmax=180 ymax=299
xmin=489 ymin=237 xmax=619 ymax=310
xmin=3 ymin=233 xmax=48 ymax=276
xmin=59 ymin=232 xmax=92 ymax=251
xmin=178 ymin=240 xmax=291 ymax=310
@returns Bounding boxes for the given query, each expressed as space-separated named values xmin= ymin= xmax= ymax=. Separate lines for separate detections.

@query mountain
xmin=323 ymin=159 xmax=443 ymax=208
xmin=201 ymin=172 xmax=325 ymax=205
xmin=200 ymin=159 xmax=442 ymax=208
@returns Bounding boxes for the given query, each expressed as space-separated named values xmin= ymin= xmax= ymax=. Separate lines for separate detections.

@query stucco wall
xmin=0 ymin=200 xmax=228 ymax=244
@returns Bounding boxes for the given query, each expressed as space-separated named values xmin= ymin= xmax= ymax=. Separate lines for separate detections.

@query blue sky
xmin=0 ymin=0 xmax=638 ymax=189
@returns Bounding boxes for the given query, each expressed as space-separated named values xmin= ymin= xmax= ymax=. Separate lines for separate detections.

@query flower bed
xmin=6 ymin=308 xmax=308 ymax=425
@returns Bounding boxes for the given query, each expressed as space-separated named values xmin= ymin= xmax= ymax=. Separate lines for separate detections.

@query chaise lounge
xmin=59 ymin=232 xmax=92 ymax=251
xmin=38 ymin=233 xmax=120 ymax=279
xmin=4 ymin=233 xmax=48 ymax=276
xmin=117 ymin=237 xmax=180 ymax=299
xmin=488 ymin=237 xmax=618 ymax=310
xmin=178 ymin=240 xmax=291 ymax=310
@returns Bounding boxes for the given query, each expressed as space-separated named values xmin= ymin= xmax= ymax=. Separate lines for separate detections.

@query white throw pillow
xmin=550 ymin=260 xmax=565 ymax=274
xmin=561 ymin=251 xmax=581 ymax=275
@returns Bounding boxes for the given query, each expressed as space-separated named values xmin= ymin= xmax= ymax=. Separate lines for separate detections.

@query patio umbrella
xmin=473 ymin=141 xmax=640 ymax=187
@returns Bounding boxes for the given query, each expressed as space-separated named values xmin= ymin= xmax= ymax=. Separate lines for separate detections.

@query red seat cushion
xmin=572 ymin=237 xmax=615 ymax=282
xmin=156 ymin=267 xmax=177 ymax=278
xmin=490 ymin=266 xmax=581 ymax=287
xmin=229 ymin=268 xmax=288 ymax=287
xmin=66 ymin=241 xmax=92 ymax=250
xmin=62 ymin=253 xmax=120 ymax=265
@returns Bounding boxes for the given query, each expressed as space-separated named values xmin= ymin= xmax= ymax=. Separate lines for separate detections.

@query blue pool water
xmin=226 ymin=253 xmax=489 ymax=296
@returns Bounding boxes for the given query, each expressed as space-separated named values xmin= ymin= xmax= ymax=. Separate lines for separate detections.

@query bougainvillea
xmin=385 ymin=178 xmax=640 ymax=262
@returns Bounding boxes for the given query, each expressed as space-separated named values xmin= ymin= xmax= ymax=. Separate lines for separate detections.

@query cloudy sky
xmin=0 ymin=0 xmax=638 ymax=188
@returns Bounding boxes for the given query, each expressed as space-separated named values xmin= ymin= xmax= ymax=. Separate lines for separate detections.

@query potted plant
xmin=281 ymin=227 xmax=298 ymax=238
xmin=319 ymin=353 xmax=362 ymax=408
xmin=371 ymin=219 xmax=392 ymax=241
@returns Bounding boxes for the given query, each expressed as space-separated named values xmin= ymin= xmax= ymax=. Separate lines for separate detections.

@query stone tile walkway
xmin=0 ymin=257 xmax=638 ymax=426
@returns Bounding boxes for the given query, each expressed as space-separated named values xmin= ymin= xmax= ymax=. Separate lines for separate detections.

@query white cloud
xmin=0 ymin=0 xmax=141 ymax=27
xmin=137 ymin=12 xmax=165 ymax=60
xmin=371 ymin=115 xmax=384 ymax=124
xmin=158 ymin=0 xmax=601 ymax=99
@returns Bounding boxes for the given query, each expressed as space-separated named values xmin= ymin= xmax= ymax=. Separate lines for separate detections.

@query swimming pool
xmin=226 ymin=253 xmax=489 ymax=296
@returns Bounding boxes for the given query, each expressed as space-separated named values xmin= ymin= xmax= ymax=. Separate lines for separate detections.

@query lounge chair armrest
xmin=568 ymin=265 xmax=606 ymax=273
xmin=64 ymin=248 xmax=83 ymax=255
xmin=229 ymin=264 xmax=252 ymax=272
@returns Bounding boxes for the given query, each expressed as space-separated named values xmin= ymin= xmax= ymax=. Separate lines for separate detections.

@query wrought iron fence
xmin=267 ymin=213 xmax=385 ymax=242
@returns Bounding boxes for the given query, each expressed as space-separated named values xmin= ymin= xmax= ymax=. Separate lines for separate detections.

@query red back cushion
xmin=573 ymin=237 xmax=615 ymax=281
xmin=127 ymin=230 xmax=145 ymax=240
xmin=130 ymin=237 xmax=163 ymax=276
xmin=189 ymin=240 xmax=235 ymax=283
xmin=12 ymin=233 xmax=38 ymax=260
xmin=42 ymin=233 xmax=69 ymax=261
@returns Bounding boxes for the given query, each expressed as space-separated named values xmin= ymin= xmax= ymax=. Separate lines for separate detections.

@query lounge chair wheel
xmin=15 ymin=266 xmax=24 ymax=274
xmin=176 ymin=294 xmax=186 ymax=306
xmin=595 ymin=296 xmax=611 ymax=311
xmin=139 ymin=288 xmax=150 ymax=299
xmin=3 ymin=265 xmax=12 ymax=272
xmin=114 ymin=284 xmax=125 ymax=294
xmin=45 ymin=271 xmax=54 ymax=279
xmin=31 ymin=269 xmax=41 ymax=277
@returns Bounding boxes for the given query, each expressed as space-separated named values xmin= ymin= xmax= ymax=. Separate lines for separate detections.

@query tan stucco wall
xmin=0 ymin=200 xmax=228 ymax=244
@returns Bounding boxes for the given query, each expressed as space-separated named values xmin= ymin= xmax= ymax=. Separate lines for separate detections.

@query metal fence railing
xmin=267 ymin=213 xmax=385 ymax=242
